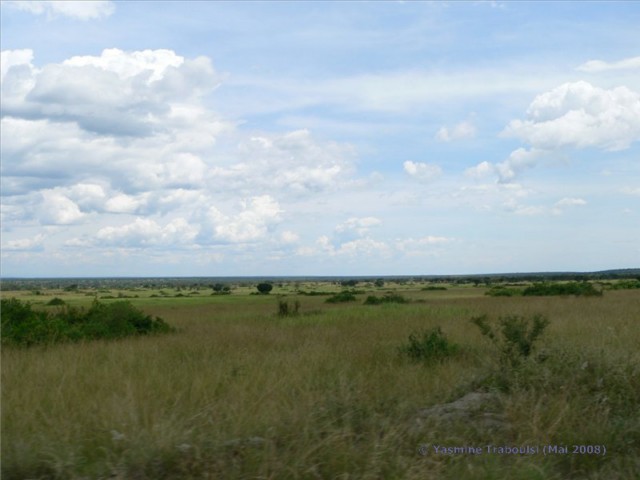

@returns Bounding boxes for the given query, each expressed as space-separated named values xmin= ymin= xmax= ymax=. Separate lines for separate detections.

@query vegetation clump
xmin=605 ymin=279 xmax=640 ymax=290
xmin=398 ymin=327 xmax=459 ymax=363
xmin=1 ymin=298 xmax=174 ymax=347
xmin=256 ymin=282 xmax=273 ymax=294
xmin=277 ymin=299 xmax=300 ymax=316
xmin=46 ymin=297 xmax=66 ymax=306
xmin=363 ymin=293 xmax=408 ymax=305
xmin=421 ymin=286 xmax=447 ymax=291
xmin=522 ymin=281 xmax=602 ymax=297
xmin=485 ymin=286 xmax=521 ymax=297
xmin=325 ymin=291 xmax=357 ymax=303
xmin=471 ymin=313 xmax=550 ymax=368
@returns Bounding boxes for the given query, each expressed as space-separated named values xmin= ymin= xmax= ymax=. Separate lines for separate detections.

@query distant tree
xmin=256 ymin=283 xmax=273 ymax=294
xmin=212 ymin=283 xmax=225 ymax=292
xmin=374 ymin=278 xmax=385 ymax=287
xmin=341 ymin=279 xmax=358 ymax=287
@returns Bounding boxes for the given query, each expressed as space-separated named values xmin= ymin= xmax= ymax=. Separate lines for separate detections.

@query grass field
xmin=2 ymin=281 xmax=639 ymax=479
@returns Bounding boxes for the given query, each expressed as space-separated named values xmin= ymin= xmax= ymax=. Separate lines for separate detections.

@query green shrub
xmin=421 ymin=286 xmax=447 ymax=291
xmin=277 ymin=299 xmax=300 ymax=317
xmin=606 ymin=279 xmax=640 ymax=290
xmin=485 ymin=286 xmax=521 ymax=297
xmin=46 ymin=297 xmax=66 ymax=306
xmin=363 ymin=293 xmax=408 ymax=305
xmin=325 ymin=291 xmax=357 ymax=303
xmin=522 ymin=281 xmax=602 ymax=297
xmin=471 ymin=313 xmax=550 ymax=368
xmin=398 ymin=327 xmax=459 ymax=363
xmin=1 ymin=298 xmax=174 ymax=347
xmin=257 ymin=282 xmax=273 ymax=294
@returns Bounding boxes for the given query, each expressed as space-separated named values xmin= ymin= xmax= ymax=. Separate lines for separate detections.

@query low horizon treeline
xmin=1 ymin=269 xmax=639 ymax=291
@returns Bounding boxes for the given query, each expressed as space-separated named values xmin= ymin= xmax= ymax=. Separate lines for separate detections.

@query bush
xmin=257 ymin=283 xmax=273 ymax=294
xmin=1 ymin=298 xmax=174 ymax=347
xmin=421 ymin=286 xmax=447 ymax=291
xmin=363 ymin=293 xmax=408 ymax=305
xmin=485 ymin=286 xmax=521 ymax=297
xmin=522 ymin=281 xmax=602 ymax=297
xmin=325 ymin=291 xmax=357 ymax=303
xmin=398 ymin=327 xmax=459 ymax=363
xmin=46 ymin=297 xmax=66 ymax=306
xmin=277 ymin=299 xmax=300 ymax=317
xmin=471 ymin=313 xmax=550 ymax=368
xmin=606 ymin=279 xmax=640 ymax=290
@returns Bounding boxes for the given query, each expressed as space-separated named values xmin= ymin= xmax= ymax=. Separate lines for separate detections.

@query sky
xmin=1 ymin=0 xmax=639 ymax=277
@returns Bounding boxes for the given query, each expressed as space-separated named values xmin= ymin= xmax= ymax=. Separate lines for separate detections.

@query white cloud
xmin=280 ymin=231 xmax=300 ymax=244
xmin=296 ymin=234 xmax=391 ymax=258
xmin=232 ymin=129 xmax=356 ymax=194
xmin=502 ymin=81 xmax=640 ymax=152
xmin=2 ymin=48 xmax=221 ymax=137
xmin=396 ymin=235 xmax=452 ymax=252
xmin=209 ymin=195 xmax=282 ymax=243
xmin=0 ymin=49 xmax=34 ymax=83
xmin=577 ymin=56 xmax=640 ymax=73
xmin=336 ymin=237 xmax=390 ymax=257
xmin=436 ymin=120 xmax=476 ymax=142
xmin=464 ymin=161 xmax=494 ymax=179
xmin=94 ymin=217 xmax=198 ymax=247
xmin=620 ymin=187 xmax=640 ymax=196
xmin=403 ymin=161 xmax=442 ymax=182
xmin=5 ymin=1 xmax=115 ymax=20
xmin=335 ymin=217 xmax=381 ymax=235
xmin=38 ymin=190 xmax=84 ymax=225
xmin=551 ymin=197 xmax=587 ymax=215
xmin=3 ymin=233 xmax=45 ymax=251
xmin=555 ymin=197 xmax=587 ymax=208
xmin=495 ymin=148 xmax=542 ymax=183
xmin=104 ymin=193 xmax=147 ymax=214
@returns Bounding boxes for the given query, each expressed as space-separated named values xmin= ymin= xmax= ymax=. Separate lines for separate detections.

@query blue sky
xmin=1 ymin=1 xmax=639 ymax=277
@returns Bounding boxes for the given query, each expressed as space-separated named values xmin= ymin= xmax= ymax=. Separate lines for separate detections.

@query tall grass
xmin=2 ymin=288 xmax=639 ymax=479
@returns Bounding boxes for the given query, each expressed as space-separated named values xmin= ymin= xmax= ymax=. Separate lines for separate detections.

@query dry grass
xmin=2 ymin=286 xmax=639 ymax=479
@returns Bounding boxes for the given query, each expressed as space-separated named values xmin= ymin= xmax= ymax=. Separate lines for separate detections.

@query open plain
xmin=2 ymin=278 xmax=639 ymax=479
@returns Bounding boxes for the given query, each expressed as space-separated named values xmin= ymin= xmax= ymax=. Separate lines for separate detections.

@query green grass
xmin=2 ymin=284 xmax=639 ymax=479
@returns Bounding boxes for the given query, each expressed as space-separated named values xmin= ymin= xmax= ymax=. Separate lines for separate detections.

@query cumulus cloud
xmin=577 ymin=56 xmax=640 ymax=73
xmin=38 ymin=190 xmax=84 ymax=225
xmin=403 ymin=161 xmax=442 ymax=182
xmin=92 ymin=217 xmax=199 ymax=247
xmin=464 ymin=160 xmax=494 ymax=179
xmin=551 ymin=197 xmax=587 ymax=215
xmin=5 ymin=1 xmax=115 ymax=20
xmin=3 ymin=233 xmax=45 ymax=251
xmin=208 ymin=195 xmax=282 ymax=243
xmin=0 ymin=49 xmax=34 ymax=82
xmin=555 ymin=197 xmax=587 ymax=208
xmin=335 ymin=217 xmax=381 ymax=236
xmin=280 ymin=231 xmax=300 ymax=244
xmin=502 ymin=81 xmax=640 ymax=152
xmin=396 ymin=235 xmax=452 ymax=252
xmin=298 ymin=235 xmax=390 ymax=258
xmin=494 ymin=148 xmax=542 ymax=183
xmin=232 ymin=129 xmax=355 ymax=194
xmin=436 ymin=120 xmax=476 ymax=142
xmin=2 ymin=48 xmax=221 ymax=137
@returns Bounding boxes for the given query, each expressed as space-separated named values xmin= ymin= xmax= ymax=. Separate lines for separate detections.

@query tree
xmin=256 ymin=283 xmax=273 ymax=294
xmin=374 ymin=278 xmax=385 ymax=287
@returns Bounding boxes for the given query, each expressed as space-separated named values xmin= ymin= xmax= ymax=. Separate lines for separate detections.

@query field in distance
xmin=2 ymin=277 xmax=639 ymax=479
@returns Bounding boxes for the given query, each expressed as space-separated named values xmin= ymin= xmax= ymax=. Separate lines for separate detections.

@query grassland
xmin=2 ymin=280 xmax=639 ymax=479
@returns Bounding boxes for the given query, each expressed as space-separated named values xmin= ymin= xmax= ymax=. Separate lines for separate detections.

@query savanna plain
xmin=2 ymin=277 xmax=639 ymax=479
